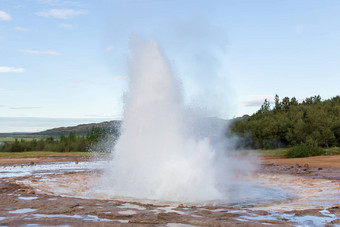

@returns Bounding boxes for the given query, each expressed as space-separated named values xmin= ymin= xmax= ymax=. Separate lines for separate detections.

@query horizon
xmin=1 ymin=0 xmax=340 ymax=132
xmin=0 ymin=117 xmax=116 ymax=133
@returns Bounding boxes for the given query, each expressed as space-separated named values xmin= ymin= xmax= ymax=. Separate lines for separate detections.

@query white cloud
xmin=14 ymin=27 xmax=30 ymax=31
xmin=10 ymin=107 xmax=41 ymax=110
xmin=296 ymin=24 xmax=305 ymax=35
xmin=112 ymin=75 xmax=126 ymax=81
xmin=0 ymin=10 xmax=11 ymax=21
xmin=241 ymin=95 xmax=274 ymax=107
xmin=37 ymin=0 xmax=80 ymax=6
xmin=69 ymin=79 xmax=111 ymax=86
xmin=91 ymin=81 xmax=110 ymax=86
xmin=58 ymin=23 xmax=73 ymax=29
xmin=0 ymin=66 xmax=25 ymax=73
xmin=35 ymin=9 xmax=86 ymax=19
xmin=106 ymin=46 xmax=114 ymax=51
xmin=20 ymin=49 xmax=62 ymax=56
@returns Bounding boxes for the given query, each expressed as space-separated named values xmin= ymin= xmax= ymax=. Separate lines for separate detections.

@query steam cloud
xmin=95 ymin=40 xmax=251 ymax=203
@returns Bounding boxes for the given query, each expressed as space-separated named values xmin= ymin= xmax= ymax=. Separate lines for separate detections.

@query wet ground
xmin=0 ymin=157 xmax=340 ymax=226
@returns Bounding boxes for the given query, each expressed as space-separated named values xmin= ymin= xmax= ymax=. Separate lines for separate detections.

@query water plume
xmin=97 ymin=40 xmax=238 ymax=203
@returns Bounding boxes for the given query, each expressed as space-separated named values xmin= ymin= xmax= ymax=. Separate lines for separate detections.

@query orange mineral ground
xmin=0 ymin=155 xmax=340 ymax=226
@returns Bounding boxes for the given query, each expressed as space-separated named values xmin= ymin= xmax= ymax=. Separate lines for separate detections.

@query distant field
xmin=0 ymin=151 xmax=108 ymax=158
xmin=0 ymin=137 xmax=42 ymax=142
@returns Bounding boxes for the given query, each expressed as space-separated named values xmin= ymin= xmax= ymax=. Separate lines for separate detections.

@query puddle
xmin=117 ymin=203 xmax=146 ymax=210
xmin=237 ymin=211 xmax=340 ymax=226
xmin=118 ymin=210 xmax=137 ymax=215
xmin=166 ymin=223 xmax=197 ymax=227
xmin=83 ymin=214 xmax=112 ymax=222
xmin=18 ymin=196 xmax=38 ymax=200
xmin=0 ymin=161 xmax=106 ymax=178
xmin=157 ymin=207 xmax=186 ymax=215
xmin=33 ymin=214 xmax=83 ymax=219
xmin=9 ymin=208 xmax=37 ymax=214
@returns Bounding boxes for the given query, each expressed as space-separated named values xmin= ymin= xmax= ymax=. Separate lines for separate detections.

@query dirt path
xmin=261 ymin=155 xmax=340 ymax=168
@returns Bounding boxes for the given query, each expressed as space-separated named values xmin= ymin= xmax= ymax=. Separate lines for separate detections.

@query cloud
xmin=14 ymin=27 xmax=30 ymax=31
xmin=20 ymin=49 xmax=62 ymax=56
xmin=0 ymin=66 xmax=25 ymax=73
xmin=296 ymin=24 xmax=305 ymax=35
xmin=241 ymin=95 xmax=274 ymax=107
xmin=35 ymin=9 xmax=86 ymax=19
xmin=10 ymin=107 xmax=41 ymax=110
xmin=85 ymin=114 xmax=122 ymax=118
xmin=112 ymin=75 xmax=126 ymax=81
xmin=37 ymin=0 xmax=60 ymax=4
xmin=106 ymin=46 xmax=114 ymax=51
xmin=37 ymin=0 xmax=80 ymax=6
xmin=69 ymin=79 xmax=112 ymax=86
xmin=0 ymin=11 xmax=11 ymax=21
xmin=91 ymin=81 xmax=110 ymax=86
xmin=58 ymin=23 xmax=73 ymax=29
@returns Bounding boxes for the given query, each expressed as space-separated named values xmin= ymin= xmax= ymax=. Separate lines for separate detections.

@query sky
xmin=0 ymin=0 xmax=339 ymax=132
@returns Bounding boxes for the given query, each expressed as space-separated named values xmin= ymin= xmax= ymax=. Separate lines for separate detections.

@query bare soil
xmin=0 ymin=155 xmax=339 ymax=226
xmin=262 ymin=155 xmax=340 ymax=168
xmin=0 ymin=156 xmax=91 ymax=166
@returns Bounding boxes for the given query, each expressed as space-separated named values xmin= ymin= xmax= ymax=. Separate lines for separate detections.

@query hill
xmin=33 ymin=120 xmax=122 ymax=137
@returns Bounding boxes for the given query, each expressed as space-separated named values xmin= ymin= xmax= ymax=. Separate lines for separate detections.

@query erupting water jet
xmin=95 ymin=40 xmax=245 ymax=203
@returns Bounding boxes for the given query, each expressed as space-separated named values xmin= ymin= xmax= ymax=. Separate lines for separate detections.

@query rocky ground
xmin=0 ymin=155 xmax=340 ymax=226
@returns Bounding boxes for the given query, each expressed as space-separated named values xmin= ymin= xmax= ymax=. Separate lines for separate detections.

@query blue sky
xmin=1 ymin=0 xmax=339 ymax=132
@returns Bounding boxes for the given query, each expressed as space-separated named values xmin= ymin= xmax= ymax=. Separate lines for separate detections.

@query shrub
xmin=285 ymin=145 xmax=325 ymax=158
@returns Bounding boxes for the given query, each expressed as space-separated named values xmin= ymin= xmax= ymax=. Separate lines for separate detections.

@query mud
xmin=0 ymin=156 xmax=340 ymax=226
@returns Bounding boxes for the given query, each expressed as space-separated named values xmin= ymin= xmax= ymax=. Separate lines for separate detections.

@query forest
xmin=0 ymin=127 xmax=115 ymax=153
xmin=230 ymin=95 xmax=340 ymax=152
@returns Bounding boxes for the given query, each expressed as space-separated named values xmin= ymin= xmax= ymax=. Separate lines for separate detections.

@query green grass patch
xmin=285 ymin=145 xmax=325 ymax=158
xmin=249 ymin=146 xmax=340 ymax=158
xmin=256 ymin=148 xmax=289 ymax=157
xmin=0 ymin=151 xmax=108 ymax=158
xmin=324 ymin=147 xmax=340 ymax=155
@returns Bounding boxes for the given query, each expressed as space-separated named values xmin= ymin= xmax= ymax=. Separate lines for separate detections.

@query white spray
xmin=98 ymin=40 xmax=236 ymax=203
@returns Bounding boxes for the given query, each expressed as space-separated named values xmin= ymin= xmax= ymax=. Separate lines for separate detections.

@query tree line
xmin=230 ymin=95 xmax=340 ymax=149
xmin=0 ymin=127 xmax=116 ymax=153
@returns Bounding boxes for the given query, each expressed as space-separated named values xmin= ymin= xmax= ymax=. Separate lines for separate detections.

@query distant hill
xmin=0 ymin=117 xmax=232 ymax=138
xmin=33 ymin=120 xmax=121 ymax=137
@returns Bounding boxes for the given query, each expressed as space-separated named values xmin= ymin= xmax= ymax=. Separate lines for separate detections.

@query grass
xmin=256 ymin=148 xmax=289 ymax=157
xmin=0 ymin=151 xmax=108 ymax=158
xmin=285 ymin=145 xmax=325 ymax=158
xmin=0 ymin=137 xmax=41 ymax=142
xmin=257 ymin=147 xmax=340 ymax=158
xmin=324 ymin=147 xmax=340 ymax=155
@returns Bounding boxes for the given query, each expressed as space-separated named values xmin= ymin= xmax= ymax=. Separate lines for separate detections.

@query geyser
xmin=97 ymin=40 xmax=235 ymax=203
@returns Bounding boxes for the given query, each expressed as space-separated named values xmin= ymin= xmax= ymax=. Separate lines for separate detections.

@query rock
xmin=332 ymin=204 xmax=340 ymax=209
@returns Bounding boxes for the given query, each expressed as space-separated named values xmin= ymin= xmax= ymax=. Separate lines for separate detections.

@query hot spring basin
xmin=2 ymin=161 xmax=340 ymax=226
